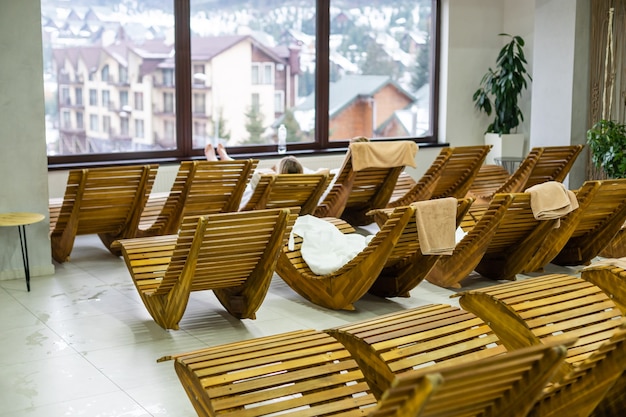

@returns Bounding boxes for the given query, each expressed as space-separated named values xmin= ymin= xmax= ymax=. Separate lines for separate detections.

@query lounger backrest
xmin=140 ymin=160 xmax=257 ymax=235
xmin=384 ymin=198 xmax=473 ymax=267
xmin=483 ymin=192 xmax=558 ymax=255
xmin=524 ymin=144 xmax=585 ymax=189
xmin=457 ymin=274 xmax=626 ymax=377
xmin=430 ymin=145 xmax=492 ymax=199
xmin=327 ymin=304 xmax=507 ymax=399
xmin=242 ymin=172 xmax=333 ymax=215
xmin=389 ymin=148 xmax=454 ymax=204
xmin=52 ymin=164 xmax=157 ymax=236
xmin=173 ymin=329 xmax=378 ymax=417
xmin=369 ymin=341 xmax=568 ymax=417
xmin=155 ymin=208 xmax=296 ymax=294
xmin=566 ymin=178 xmax=626 ymax=241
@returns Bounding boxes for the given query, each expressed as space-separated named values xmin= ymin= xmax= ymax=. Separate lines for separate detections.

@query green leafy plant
xmin=473 ymin=33 xmax=532 ymax=134
xmin=587 ymin=119 xmax=626 ymax=178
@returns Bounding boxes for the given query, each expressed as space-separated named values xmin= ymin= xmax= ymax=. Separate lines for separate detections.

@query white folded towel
xmin=288 ymin=215 xmax=373 ymax=275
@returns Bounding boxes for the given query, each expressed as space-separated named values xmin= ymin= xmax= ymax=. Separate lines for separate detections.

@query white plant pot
xmin=484 ymin=133 xmax=526 ymax=165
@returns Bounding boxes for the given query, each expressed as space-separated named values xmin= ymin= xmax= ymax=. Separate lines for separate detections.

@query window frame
xmin=48 ymin=0 xmax=440 ymax=168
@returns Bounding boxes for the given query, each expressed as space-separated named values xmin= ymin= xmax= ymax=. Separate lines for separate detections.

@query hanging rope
xmin=602 ymin=7 xmax=615 ymax=120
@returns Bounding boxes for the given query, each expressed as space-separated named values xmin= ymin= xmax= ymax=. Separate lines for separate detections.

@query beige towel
xmin=350 ymin=141 xmax=418 ymax=171
xmin=413 ymin=197 xmax=457 ymax=255
xmin=582 ymin=257 xmax=626 ymax=271
xmin=525 ymin=182 xmax=579 ymax=224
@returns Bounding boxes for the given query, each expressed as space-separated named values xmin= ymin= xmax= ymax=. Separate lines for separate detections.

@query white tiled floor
xmin=0 ymin=234 xmax=585 ymax=416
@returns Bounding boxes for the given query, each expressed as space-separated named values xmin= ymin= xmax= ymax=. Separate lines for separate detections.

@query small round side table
xmin=0 ymin=212 xmax=45 ymax=291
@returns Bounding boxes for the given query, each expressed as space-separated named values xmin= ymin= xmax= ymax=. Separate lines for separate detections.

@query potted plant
xmin=587 ymin=119 xmax=626 ymax=178
xmin=473 ymin=33 xmax=532 ymax=164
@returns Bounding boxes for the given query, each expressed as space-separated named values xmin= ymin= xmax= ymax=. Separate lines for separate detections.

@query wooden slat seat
xmin=116 ymin=208 xmax=298 ymax=329
xmin=171 ymin=329 xmax=380 ymax=417
xmin=366 ymin=198 xmax=474 ymax=298
xmin=50 ymin=164 xmax=158 ymax=263
xmin=314 ymin=142 xmax=416 ymax=226
xmin=456 ymin=274 xmax=626 ymax=415
xmin=426 ymin=192 xmax=560 ymax=288
xmin=581 ymin=261 xmax=626 ymax=314
xmin=241 ymin=172 xmax=333 ymax=215
xmin=168 ymin=312 xmax=569 ymax=417
xmin=277 ymin=204 xmax=421 ymax=311
xmin=520 ymin=179 xmax=626 ymax=270
xmin=137 ymin=160 xmax=257 ymax=237
xmin=326 ymin=304 xmax=509 ymax=399
xmin=388 ymin=145 xmax=491 ymax=209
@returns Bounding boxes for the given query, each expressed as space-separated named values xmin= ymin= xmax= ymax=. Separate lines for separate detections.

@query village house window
xmin=43 ymin=0 xmax=438 ymax=165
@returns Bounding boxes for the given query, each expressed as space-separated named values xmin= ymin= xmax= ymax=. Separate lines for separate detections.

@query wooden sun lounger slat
xmin=50 ymin=164 xmax=158 ymax=263
xmin=116 ymin=208 xmax=298 ymax=329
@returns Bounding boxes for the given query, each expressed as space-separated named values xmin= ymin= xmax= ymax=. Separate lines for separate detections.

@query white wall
xmin=0 ymin=0 xmax=54 ymax=280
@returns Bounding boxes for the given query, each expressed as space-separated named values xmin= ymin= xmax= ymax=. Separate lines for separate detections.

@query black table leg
xmin=17 ymin=225 xmax=30 ymax=292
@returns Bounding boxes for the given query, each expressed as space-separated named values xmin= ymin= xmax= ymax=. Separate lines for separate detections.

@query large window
xmin=42 ymin=0 xmax=438 ymax=165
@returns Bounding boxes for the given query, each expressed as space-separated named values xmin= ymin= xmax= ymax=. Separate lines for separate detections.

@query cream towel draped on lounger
xmin=525 ymin=181 xmax=579 ymax=227
xmin=413 ymin=197 xmax=457 ymax=255
xmin=349 ymin=141 xmax=418 ymax=171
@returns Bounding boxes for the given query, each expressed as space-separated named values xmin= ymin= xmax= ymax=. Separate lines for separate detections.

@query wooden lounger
xmin=366 ymin=198 xmax=474 ymax=298
xmin=50 ymin=164 xmax=158 ymax=263
xmin=314 ymin=141 xmax=415 ymax=226
xmin=326 ymin=304 xmax=508 ymax=399
xmin=467 ymin=145 xmax=584 ymax=204
xmin=456 ymin=274 xmax=626 ymax=415
xmin=548 ymin=179 xmax=626 ymax=266
xmin=137 ymin=160 xmax=257 ymax=237
xmin=388 ymin=145 xmax=491 ymax=208
xmin=521 ymin=179 xmax=626 ymax=271
xmin=168 ymin=325 xmax=568 ymax=417
xmin=276 ymin=204 xmax=421 ymax=311
xmin=598 ymin=221 xmax=626 ymax=258
xmin=369 ymin=341 xmax=567 ymax=417
xmin=241 ymin=172 xmax=333 ymax=215
xmin=115 ymin=208 xmax=298 ymax=330
xmin=426 ymin=192 xmax=560 ymax=288
xmin=581 ymin=261 xmax=626 ymax=314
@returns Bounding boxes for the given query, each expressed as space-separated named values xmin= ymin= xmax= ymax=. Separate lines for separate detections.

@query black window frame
xmin=48 ymin=0 xmax=440 ymax=169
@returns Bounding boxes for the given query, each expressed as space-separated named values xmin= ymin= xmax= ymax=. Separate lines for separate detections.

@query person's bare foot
xmin=217 ymin=143 xmax=234 ymax=160
xmin=204 ymin=144 xmax=218 ymax=161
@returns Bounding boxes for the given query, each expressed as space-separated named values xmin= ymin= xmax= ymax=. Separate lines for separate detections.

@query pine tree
xmin=244 ymin=106 xmax=265 ymax=144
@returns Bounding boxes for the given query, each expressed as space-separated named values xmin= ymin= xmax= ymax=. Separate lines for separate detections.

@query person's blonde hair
xmin=276 ymin=156 xmax=303 ymax=174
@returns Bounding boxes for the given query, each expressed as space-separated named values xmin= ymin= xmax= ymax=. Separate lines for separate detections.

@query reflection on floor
xmin=0 ymin=234 xmax=584 ymax=416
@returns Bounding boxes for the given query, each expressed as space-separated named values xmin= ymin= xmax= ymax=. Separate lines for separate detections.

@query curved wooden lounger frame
xmin=366 ymin=198 xmax=474 ymax=298
xmin=313 ymin=144 xmax=411 ymax=226
xmin=326 ymin=304 xmax=508 ymax=399
xmin=137 ymin=160 xmax=257 ymax=237
xmin=241 ymin=172 xmax=332 ymax=215
xmin=521 ymin=179 xmax=626 ymax=270
xmin=549 ymin=179 xmax=626 ymax=266
xmin=50 ymin=164 xmax=158 ymax=263
xmin=581 ymin=262 xmax=626 ymax=314
xmin=116 ymin=208 xmax=297 ymax=330
xmin=388 ymin=145 xmax=491 ymax=208
xmin=456 ymin=274 xmax=626 ymax=416
xmin=277 ymin=205 xmax=419 ymax=311
xmin=598 ymin=223 xmax=626 ymax=258
xmin=422 ymin=193 xmax=514 ymax=289
xmin=168 ymin=321 xmax=569 ymax=417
